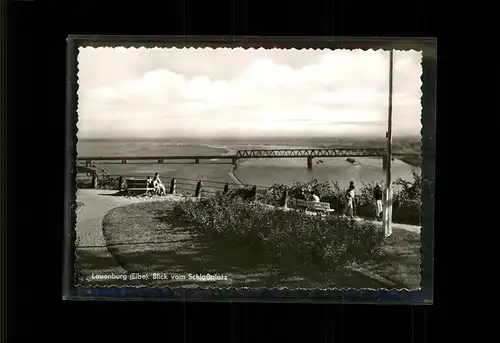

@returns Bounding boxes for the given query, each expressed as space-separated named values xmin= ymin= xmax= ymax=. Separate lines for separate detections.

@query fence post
xmin=195 ymin=180 xmax=203 ymax=198
xmin=282 ymin=188 xmax=289 ymax=208
xmin=223 ymin=183 xmax=229 ymax=194
xmin=170 ymin=178 xmax=176 ymax=195
xmin=251 ymin=185 xmax=257 ymax=200
xmin=91 ymin=175 xmax=98 ymax=189
xmin=118 ymin=175 xmax=123 ymax=190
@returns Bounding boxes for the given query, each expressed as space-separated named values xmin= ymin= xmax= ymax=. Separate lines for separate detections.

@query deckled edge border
xmin=63 ymin=36 xmax=436 ymax=304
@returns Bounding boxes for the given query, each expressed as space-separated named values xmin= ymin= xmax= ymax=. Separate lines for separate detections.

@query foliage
xmin=169 ymin=192 xmax=386 ymax=268
xmin=257 ymin=172 xmax=422 ymax=225
xmin=76 ymin=169 xmax=119 ymax=190
xmin=76 ymin=176 xmax=92 ymax=189
xmin=394 ymin=171 xmax=422 ymax=201
xmin=226 ymin=187 xmax=257 ymax=201
xmin=96 ymin=169 xmax=119 ymax=189
xmin=391 ymin=172 xmax=422 ymax=225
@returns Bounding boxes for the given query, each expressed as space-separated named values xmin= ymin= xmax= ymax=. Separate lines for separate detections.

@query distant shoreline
xmin=397 ymin=155 xmax=422 ymax=167
xmin=228 ymin=165 xmax=245 ymax=187
xmin=78 ymin=136 xmax=422 ymax=144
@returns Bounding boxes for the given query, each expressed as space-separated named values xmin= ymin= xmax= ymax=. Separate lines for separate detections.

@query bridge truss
xmin=235 ymin=148 xmax=387 ymax=158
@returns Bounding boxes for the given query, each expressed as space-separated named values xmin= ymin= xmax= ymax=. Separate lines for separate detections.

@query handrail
xmin=85 ymin=172 xmax=269 ymax=189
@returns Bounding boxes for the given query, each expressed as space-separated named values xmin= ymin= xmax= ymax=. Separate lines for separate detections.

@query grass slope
xmin=358 ymin=229 xmax=421 ymax=289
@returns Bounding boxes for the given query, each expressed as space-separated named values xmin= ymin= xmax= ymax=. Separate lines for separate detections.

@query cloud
xmin=77 ymin=48 xmax=422 ymax=138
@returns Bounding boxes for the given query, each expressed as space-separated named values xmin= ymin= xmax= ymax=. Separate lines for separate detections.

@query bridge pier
xmin=195 ymin=157 xmax=200 ymax=164
xmin=121 ymin=160 xmax=127 ymax=164
xmin=158 ymin=159 xmax=164 ymax=164
xmin=232 ymin=157 xmax=238 ymax=169
xmin=307 ymin=156 xmax=313 ymax=170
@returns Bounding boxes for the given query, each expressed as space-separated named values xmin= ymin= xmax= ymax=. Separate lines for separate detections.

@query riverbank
xmin=228 ymin=165 xmax=244 ymax=186
xmin=397 ymin=155 xmax=422 ymax=167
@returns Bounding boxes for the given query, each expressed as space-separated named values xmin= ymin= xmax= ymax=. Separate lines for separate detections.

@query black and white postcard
xmin=64 ymin=37 xmax=436 ymax=303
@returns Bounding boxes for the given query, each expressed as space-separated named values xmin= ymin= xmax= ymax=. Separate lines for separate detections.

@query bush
xmin=226 ymin=187 xmax=256 ymax=201
xmin=392 ymin=199 xmax=421 ymax=225
xmin=76 ymin=169 xmax=120 ymax=190
xmin=169 ymin=192 xmax=386 ymax=269
xmin=76 ymin=176 xmax=92 ymax=189
xmin=392 ymin=172 xmax=422 ymax=225
xmin=262 ymin=179 xmax=345 ymax=210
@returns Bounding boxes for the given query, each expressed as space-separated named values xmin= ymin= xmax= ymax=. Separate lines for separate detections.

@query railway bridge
xmin=77 ymin=148 xmax=388 ymax=170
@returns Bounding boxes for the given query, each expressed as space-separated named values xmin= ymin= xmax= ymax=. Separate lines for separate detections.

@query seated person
xmin=297 ymin=190 xmax=308 ymax=200
xmin=146 ymin=176 xmax=154 ymax=192
xmin=310 ymin=191 xmax=320 ymax=202
xmin=152 ymin=173 xmax=166 ymax=195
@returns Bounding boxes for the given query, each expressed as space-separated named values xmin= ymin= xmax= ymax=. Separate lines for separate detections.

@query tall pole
xmin=383 ymin=50 xmax=394 ymax=237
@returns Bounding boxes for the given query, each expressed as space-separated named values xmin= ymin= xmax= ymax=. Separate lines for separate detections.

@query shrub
xmin=226 ymin=187 xmax=256 ymax=201
xmin=95 ymin=169 xmax=119 ymax=189
xmin=395 ymin=171 xmax=422 ymax=201
xmin=392 ymin=172 xmax=422 ymax=225
xmin=76 ymin=168 xmax=119 ymax=190
xmin=263 ymin=179 xmax=345 ymax=210
xmin=169 ymin=192 xmax=386 ymax=269
xmin=76 ymin=176 xmax=92 ymax=189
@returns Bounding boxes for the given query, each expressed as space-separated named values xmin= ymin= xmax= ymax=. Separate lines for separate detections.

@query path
xmin=75 ymin=189 xmax=182 ymax=285
xmin=75 ymin=189 xmax=170 ymax=247
xmin=362 ymin=218 xmax=420 ymax=234
xmin=258 ymin=203 xmax=421 ymax=234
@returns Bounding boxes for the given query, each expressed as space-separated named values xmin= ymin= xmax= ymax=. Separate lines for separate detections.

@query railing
xmin=76 ymin=172 xmax=366 ymax=214
xmin=76 ymin=173 xmax=269 ymax=198
xmin=76 ymin=172 xmax=419 ymax=222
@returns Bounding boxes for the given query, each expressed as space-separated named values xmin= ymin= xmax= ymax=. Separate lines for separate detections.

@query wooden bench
xmin=124 ymin=179 xmax=154 ymax=196
xmin=294 ymin=199 xmax=335 ymax=215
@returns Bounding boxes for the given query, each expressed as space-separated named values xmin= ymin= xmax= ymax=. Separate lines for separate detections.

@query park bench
xmin=124 ymin=178 xmax=154 ymax=196
xmin=293 ymin=199 xmax=335 ymax=215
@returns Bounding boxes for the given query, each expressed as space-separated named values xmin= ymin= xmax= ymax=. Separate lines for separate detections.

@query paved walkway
xmin=310 ymin=212 xmax=420 ymax=234
xmin=75 ymin=189 xmax=184 ymax=247
xmin=74 ymin=189 xmax=185 ymax=284
xmin=359 ymin=218 xmax=420 ymax=234
xmin=258 ymin=203 xmax=420 ymax=234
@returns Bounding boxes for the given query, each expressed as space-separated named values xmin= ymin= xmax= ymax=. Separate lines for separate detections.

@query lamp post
xmin=383 ymin=50 xmax=394 ymax=237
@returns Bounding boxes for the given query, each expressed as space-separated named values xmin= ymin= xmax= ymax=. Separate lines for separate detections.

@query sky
xmin=77 ymin=47 xmax=423 ymax=140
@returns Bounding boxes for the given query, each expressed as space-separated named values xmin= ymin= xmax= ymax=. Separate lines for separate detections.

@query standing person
xmin=152 ymin=173 xmax=166 ymax=195
xmin=373 ymin=183 xmax=383 ymax=221
xmin=343 ymin=181 xmax=355 ymax=219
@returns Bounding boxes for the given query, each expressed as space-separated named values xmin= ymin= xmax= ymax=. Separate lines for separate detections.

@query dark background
xmin=5 ymin=0 xmax=466 ymax=341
